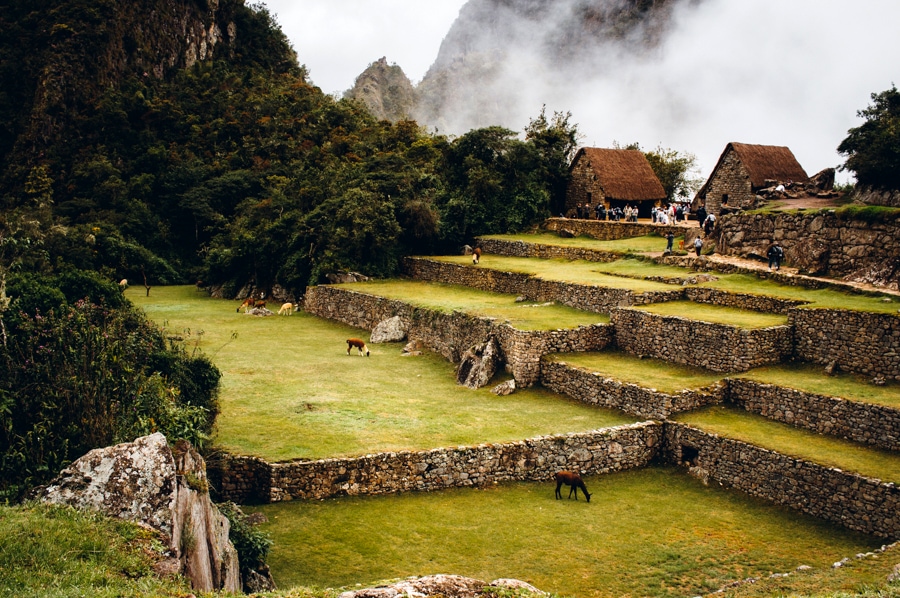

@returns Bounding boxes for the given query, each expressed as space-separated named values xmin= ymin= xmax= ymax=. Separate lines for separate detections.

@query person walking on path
xmin=767 ymin=242 xmax=784 ymax=270
xmin=665 ymin=231 xmax=675 ymax=252
xmin=694 ymin=236 xmax=703 ymax=257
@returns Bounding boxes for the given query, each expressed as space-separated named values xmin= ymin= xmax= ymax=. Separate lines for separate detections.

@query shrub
xmin=217 ymin=501 xmax=273 ymax=575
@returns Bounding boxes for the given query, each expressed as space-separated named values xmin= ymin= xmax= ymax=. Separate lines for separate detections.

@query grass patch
xmin=546 ymin=350 xmax=725 ymax=394
xmin=249 ymin=466 xmax=880 ymax=598
xmin=0 ymin=503 xmax=189 ymax=598
xmin=674 ymin=406 xmax=900 ymax=483
xmin=333 ymin=279 xmax=610 ymax=329
xmin=431 ymin=255 xmax=678 ymax=292
xmin=739 ymin=363 xmax=900 ymax=408
xmin=128 ymin=286 xmax=633 ymax=462
xmin=632 ymin=301 xmax=789 ymax=328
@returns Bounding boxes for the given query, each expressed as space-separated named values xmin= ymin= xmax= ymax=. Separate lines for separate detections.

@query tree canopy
xmin=838 ymin=85 xmax=900 ymax=191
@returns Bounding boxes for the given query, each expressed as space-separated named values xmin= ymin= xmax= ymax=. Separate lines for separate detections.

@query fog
xmin=266 ymin=0 xmax=900 ymax=181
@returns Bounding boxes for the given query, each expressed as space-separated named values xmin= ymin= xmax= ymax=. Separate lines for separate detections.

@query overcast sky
xmin=262 ymin=0 xmax=899 ymax=181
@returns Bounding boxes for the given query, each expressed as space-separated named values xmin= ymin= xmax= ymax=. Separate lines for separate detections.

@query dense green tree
xmin=525 ymin=107 xmax=581 ymax=215
xmin=838 ymin=85 xmax=900 ymax=191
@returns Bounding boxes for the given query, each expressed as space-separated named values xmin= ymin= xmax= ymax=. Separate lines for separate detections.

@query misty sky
xmin=263 ymin=0 xmax=899 ymax=181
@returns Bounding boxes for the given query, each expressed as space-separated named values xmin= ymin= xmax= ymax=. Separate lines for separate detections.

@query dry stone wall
xmin=683 ymin=287 xmax=808 ymax=314
xmin=727 ymin=378 xmax=900 ymax=452
xmin=541 ymin=360 xmax=725 ymax=419
xmin=663 ymin=423 xmax=900 ymax=539
xmin=543 ymin=217 xmax=682 ymax=240
xmin=716 ymin=211 xmax=900 ymax=280
xmin=302 ymin=285 xmax=611 ymax=385
xmin=402 ymin=257 xmax=683 ymax=314
xmin=611 ymin=308 xmax=793 ymax=372
xmin=213 ymin=423 xmax=662 ymax=503
xmin=476 ymin=237 xmax=623 ymax=262
xmin=790 ymin=308 xmax=900 ymax=382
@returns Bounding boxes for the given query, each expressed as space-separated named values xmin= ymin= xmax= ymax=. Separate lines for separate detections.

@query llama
xmin=346 ymin=338 xmax=370 ymax=357
xmin=278 ymin=302 xmax=294 ymax=316
xmin=472 ymin=247 xmax=481 ymax=264
xmin=118 ymin=279 xmax=128 ymax=290
xmin=237 ymin=298 xmax=267 ymax=313
xmin=554 ymin=470 xmax=591 ymax=502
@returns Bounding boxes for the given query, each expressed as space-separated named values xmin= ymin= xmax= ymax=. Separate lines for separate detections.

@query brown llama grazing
xmin=472 ymin=247 xmax=481 ymax=264
xmin=278 ymin=302 xmax=294 ymax=316
xmin=347 ymin=338 xmax=370 ymax=356
xmin=237 ymin=298 xmax=267 ymax=313
xmin=554 ymin=470 xmax=591 ymax=502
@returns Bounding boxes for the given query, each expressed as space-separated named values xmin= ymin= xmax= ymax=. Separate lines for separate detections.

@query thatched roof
xmin=698 ymin=143 xmax=809 ymax=198
xmin=571 ymin=147 xmax=667 ymax=201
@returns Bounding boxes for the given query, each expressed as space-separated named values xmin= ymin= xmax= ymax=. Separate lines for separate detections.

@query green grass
xmin=632 ymin=300 xmax=790 ymax=328
xmin=431 ymin=255 xmax=679 ymax=292
xmin=0 ymin=503 xmax=193 ymax=598
xmin=480 ymin=232 xmax=686 ymax=254
xmin=128 ymin=286 xmax=633 ymax=462
xmin=674 ymin=406 xmax=900 ymax=483
xmin=249 ymin=466 xmax=881 ymax=598
xmin=333 ymin=279 xmax=610 ymax=329
xmin=738 ymin=363 xmax=900 ymax=408
xmin=546 ymin=350 xmax=726 ymax=394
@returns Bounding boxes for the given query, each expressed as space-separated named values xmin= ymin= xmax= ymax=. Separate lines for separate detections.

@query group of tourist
xmin=651 ymin=203 xmax=690 ymax=224
xmin=575 ymin=203 xmax=639 ymax=222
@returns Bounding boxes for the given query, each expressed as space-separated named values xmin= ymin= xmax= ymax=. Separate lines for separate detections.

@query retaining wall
xmin=610 ymin=308 xmax=794 ymax=373
xmin=214 ymin=422 xmax=663 ymax=503
xmin=302 ymin=285 xmax=611 ymax=385
xmin=402 ymin=257 xmax=683 ymax=314
xmin=662 ymin=423 xmax=900 ymax=539
xmin=727 ymin=378 xmax=900 ymax=452
xmin=683 ymin=287 xmax=808 ymax=314
xmin=541 ymin=359 xmax=725 ymax=419
xmin=790 ymin=308 xmax=900 ymax=382
xmin=476 ymin=237 xmax=624 ymax=263
xmin=542 ymin=217 xmax=684 ymax=240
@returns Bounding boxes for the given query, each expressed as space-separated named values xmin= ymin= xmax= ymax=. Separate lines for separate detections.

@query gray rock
xmin=326 ymin=272 xmax=370 ymax=284
xmin=456 ymin=337 xmax=502 ymax=389
xmin=35 ymin=433 xmax=241 ymax=593
xmin=338 ymin=574 xmax=545 ymax=598
xmin=370 ymin=316 xmax=408 ymax=343
xmin=491 ymin=379 xmax=516 ymax=396
xmin=558 ymin=229 xmax=576 ymax=238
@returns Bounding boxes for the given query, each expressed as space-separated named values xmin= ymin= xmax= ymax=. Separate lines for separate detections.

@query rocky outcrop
xmin=35 ymin=433 xmax=241 ymax=593
xmin=338 ymin=574 xmax=546 ymax=598
xmin=370 ymin=315 xmax=408 ymax=343
xmin=345 ymin=57 xmax=418 ymax=121
xmin=456 ymin=337 xmax=502 ymax=388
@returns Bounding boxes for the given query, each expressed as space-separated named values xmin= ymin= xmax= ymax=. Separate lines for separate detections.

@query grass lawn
xmin=128 ymin=286 xmax=633 ymax=461
xmin=631 ymin=300 xmax=789 ymax=328
xmin=545 ymin=350 xmax=726 ymax=394
xmin=738 ymin=363 xmax=900 ymax=409
xmin=674 ymin=406 xmax=900 ymax=483
xmin=333 ymin=279 xmax=610 ymax=329
xmin=480 ymin=232 xmax=686 ymax=254
xmin=249 ymin=466 xmax=880 ymax=598
xmin=431 ymin=255 xmax=678 ymax=292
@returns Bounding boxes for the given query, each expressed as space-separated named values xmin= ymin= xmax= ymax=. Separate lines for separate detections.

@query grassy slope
xmin=128 ymin=286 xmax=632 ymax=461
xmin=333 ymin=279 xmax=610 ymax=329
xmin=631 ymin=300 xmax=790 ymax=328
xmin=251 ymin=467 xmax=881 ymax=598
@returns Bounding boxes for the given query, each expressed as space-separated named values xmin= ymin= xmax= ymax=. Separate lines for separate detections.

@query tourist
xmin=696 ymin=203 xmax=707 ymax=227
xmin=703 ymin=212 xmax=716 ymax=236
xmin=767 ymin=242 xmax=784 ymax=270
xmin=694 ymin=236 xmax=703 ymax=256
xmin=665 ymin=231 xmax=675 ymax=253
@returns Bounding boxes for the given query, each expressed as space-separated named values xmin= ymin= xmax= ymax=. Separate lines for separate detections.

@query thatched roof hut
xmin=566 ymin=148 xmax=666 ymax=216
xmin=694 ymin=142 xmax=809 ymax=213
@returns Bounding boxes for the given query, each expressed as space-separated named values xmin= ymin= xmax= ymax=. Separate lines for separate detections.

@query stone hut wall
xmin=213 ymin=423 xmax=663 ymax=503
xmin=716 ymin=211 xmax=900 ymax=279
xmin=662 ymin=423 xmax=900 ymax=539
xmin=727 ymin=378 xmax=900 ymax=452
xmin=566 ymin=155 xmax=608 ymax=213
xmin=610 ymin=308 xmax=794 ymax=372
xmin=303 ymin=285 xmax=611 ymax=386
xmin=540 ymin=360 xmax=725 ymax=419
xmin=789 ymin=308 xmax=900 ymax=382
xmin=402 ymin=257 xmax=684 ymax=314
xmin=702 ymin=148 xmax=754 ymax=213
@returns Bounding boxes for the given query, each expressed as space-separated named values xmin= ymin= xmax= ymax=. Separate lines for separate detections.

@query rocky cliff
xmin=35 ymin=433 xmax=243 ymax=593
xmin=346 ymin=57 xmax=419 ymax=122
xmin=348 ymin=0 xmax=688 ymax=133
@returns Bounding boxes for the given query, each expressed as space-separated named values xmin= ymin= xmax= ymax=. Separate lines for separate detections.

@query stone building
xmin=693 ymin=142 xmax=809 ymax=215
xmin=566 ymin=148 xmax=667 ymax=218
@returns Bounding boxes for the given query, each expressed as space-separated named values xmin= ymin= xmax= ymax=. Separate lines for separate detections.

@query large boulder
xmin=456 ymin=337 xmax=502 ymax=389
xmin=35 ymin=433 xmax=241 ymax=593
xmin=370 ymin=315 xmax=408 ymax=343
